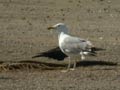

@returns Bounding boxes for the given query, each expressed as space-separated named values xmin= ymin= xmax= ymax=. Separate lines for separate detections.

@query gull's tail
xmin=84 ymin=47 xmax=105 ymax=56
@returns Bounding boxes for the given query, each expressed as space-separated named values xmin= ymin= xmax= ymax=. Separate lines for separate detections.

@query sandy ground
xmin=0 ymin=0 xmax=120 ymax=90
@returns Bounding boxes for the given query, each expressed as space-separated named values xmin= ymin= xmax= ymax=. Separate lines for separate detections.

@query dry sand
xmin=0 ymin=0 xmax=120 ymax=90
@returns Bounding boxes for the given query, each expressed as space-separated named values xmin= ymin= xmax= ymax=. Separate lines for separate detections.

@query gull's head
xmin=48 ymin=23 xmax=68 ymax=34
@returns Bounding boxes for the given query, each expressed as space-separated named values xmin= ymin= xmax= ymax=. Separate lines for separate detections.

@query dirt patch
xmin=0 ymin=0 xmax=120 ymax=90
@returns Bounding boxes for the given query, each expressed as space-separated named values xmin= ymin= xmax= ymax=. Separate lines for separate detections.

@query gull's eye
xmin=57 ymin=25 xmax=61 ymax=27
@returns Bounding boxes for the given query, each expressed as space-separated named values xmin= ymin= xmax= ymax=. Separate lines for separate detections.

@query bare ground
xmin=0 ymin=0 xmax=120 ymax=90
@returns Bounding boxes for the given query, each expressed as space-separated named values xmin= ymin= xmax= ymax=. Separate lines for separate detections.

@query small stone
xmin=99 ymin=37 xmax=103 ymax=40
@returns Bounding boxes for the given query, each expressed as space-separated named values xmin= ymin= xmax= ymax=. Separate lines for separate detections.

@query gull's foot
xmin=70 ymin=68 xmax=75 ymax=71
xmin=61 ymin=70 xmax=69 ymax=72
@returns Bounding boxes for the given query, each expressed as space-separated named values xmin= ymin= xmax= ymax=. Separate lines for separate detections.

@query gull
xmin=48 ymin=23 xmax=97 ymax=72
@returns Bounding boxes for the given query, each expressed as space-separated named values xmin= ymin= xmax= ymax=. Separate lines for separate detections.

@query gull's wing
xmin=61 ymin=36 xmax=94 ymax=54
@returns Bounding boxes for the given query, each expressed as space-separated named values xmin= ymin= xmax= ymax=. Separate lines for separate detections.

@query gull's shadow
xmin=76 ymin=60 xmax=117 ymax=67
xmin=17 ymin=60 xmax=118 ymax=68
xmin=18 ymin=60 xmax=117 ymax=71
xmin=32 ymin=47 xmax=67 ymax=60
xmin=19 ymin=60 xmax=66 ymax=67
xmin=0 ymin=60 xmax=117 ymax=71
xmin=21 ymin=60 xmax=117 ymax=67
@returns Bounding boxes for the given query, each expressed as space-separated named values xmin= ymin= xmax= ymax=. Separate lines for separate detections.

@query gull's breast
xmin=59 ymin=33 xmax=69 ymax=53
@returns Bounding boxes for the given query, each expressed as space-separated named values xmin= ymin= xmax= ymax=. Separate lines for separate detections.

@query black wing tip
xmin=88 ymin=47 xmax=105 ymax=56
xmin=91 ymin=47 xmax=106 ymax=52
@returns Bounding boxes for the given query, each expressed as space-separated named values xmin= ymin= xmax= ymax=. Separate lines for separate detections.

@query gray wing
xmin=61 ymin=36 xmax=93 ymax=54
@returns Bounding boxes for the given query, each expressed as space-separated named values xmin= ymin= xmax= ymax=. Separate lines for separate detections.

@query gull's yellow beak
xmin=47 ymin=26 xmax=55 ymax=30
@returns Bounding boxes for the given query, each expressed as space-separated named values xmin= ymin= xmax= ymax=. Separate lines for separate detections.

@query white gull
xmin=48 ymin=23 xmax=96 ymax=72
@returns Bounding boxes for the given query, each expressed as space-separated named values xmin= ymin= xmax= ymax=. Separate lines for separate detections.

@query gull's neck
xmin=58 ymin=30 xmax=68 ymax=40
xmin=58 ymin=26 xmax=68 ymax=38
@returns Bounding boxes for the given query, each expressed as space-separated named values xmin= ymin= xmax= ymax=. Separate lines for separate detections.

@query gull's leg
xmin=61 ymin=57 xmax=71 ymax=72
xmin=73 ymin=60 xmax=77 ymax=69
xmin=70 ymin=60 xmax=76 ymax=71
xmin=67 ymin=56 xmax=71 ymax=69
